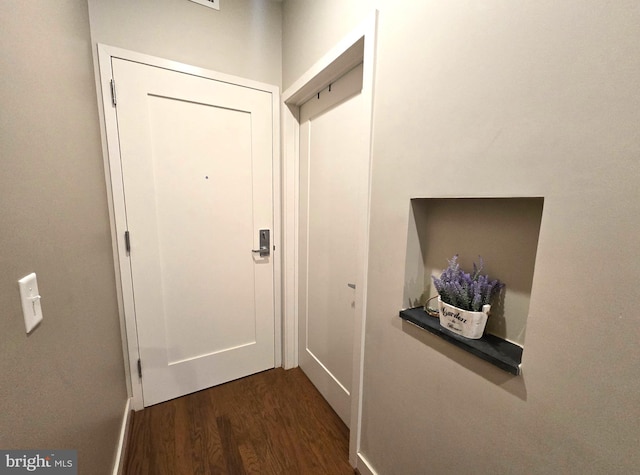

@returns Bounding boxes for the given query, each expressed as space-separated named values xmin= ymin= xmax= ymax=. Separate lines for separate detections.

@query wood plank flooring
xmin=124 ymin=367 xmax=354 ymax=474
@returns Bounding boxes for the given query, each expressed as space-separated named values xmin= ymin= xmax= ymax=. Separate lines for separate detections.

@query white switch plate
xmin=18 ymin=273 xmax=43 ymax=333
xmin=188 ymin=0 xmax=220 ymax=11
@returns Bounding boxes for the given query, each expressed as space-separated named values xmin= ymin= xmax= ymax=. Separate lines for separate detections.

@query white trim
xmin=112 ymin=398 xmax=132 ymax=475
xmin=281 ymin=10 xmax=378 ymax=467
xmin=356 ymin=452 xmax=378 ymax=475
xmin=96 ymin=44 xmax=282 ymax=410
xmin=272 ymin=77 xmax=283 ymax=369
xmin=281 ymin=103 xmax=300 ymax=369
xmin=100 ymin=45 xmax=278 ymax=94
xmin=97 ymin=45 xmax=143 ymax=409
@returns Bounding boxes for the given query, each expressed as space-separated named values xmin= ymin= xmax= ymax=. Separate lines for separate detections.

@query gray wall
xmin=283 ymin=1 xmax=640 ymax=473
xmin=0 ymin=1 xmax=127 ymax=473
xmin=88 ymin=0 xmax=283 ymax=87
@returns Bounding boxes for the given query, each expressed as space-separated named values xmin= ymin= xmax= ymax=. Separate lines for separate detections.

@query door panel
xmin=112 ymin=58 xmax=275 ymax=407
xmin=298 ymin=64 xmax=367 ymax=426
xmin=149 ymin=96 xmax=256 ymax=364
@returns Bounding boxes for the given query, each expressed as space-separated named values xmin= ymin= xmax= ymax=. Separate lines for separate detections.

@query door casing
xmin=281 ymin=11 xmax=378 ymax=469
xmin=96 ymin=44 xmax=282 ymax=411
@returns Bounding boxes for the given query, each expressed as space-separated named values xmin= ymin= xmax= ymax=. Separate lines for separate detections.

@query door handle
xmin=252 ymin=229 xmax=270 ymax=257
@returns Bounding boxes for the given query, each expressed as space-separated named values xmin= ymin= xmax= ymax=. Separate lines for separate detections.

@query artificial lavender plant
xmin=431 ymin=255 xmax=504 ymax=312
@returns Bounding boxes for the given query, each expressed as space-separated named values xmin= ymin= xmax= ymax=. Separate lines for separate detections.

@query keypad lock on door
xmin=252 ymin=229 xmax=270 ymax=257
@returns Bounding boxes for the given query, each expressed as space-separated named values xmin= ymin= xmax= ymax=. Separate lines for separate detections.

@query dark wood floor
xmin=124 ymin=367 xmax=354 ymax=474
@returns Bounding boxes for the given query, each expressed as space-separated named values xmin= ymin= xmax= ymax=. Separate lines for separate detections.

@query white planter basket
xmin=437 ymin=296 xmax=490 ymax=339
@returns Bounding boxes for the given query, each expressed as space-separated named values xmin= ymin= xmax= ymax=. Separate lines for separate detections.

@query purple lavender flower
xmin=432 ymin=255 xmax=504 ymax=311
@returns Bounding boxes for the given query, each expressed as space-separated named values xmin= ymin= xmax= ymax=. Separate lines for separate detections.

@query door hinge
xmin=124 ymin=231 xmax=131 ymax=254
xmin=137 ymin=359 xmax=142 ymax=379
xmin=110 ymin=79 xmax=117 ymax=106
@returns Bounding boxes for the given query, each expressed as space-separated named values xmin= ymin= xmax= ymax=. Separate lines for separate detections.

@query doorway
xmin=297 ymin=63 xmax=367 ymax=427
xmin=98 ymin=46 xmax=281 ymax=409
xmin=281 ymin=12 xmax=377 ymax=468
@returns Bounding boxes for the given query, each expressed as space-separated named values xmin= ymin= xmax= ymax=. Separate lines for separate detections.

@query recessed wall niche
xmin=403 ymin=197 xmax=544 ymax=347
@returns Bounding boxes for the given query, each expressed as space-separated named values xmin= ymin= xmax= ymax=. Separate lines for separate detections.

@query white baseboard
xmin=112 ymin=398 xmax=132 ymax=475
xmin=357 ymin=452 xmax=378 ymax=475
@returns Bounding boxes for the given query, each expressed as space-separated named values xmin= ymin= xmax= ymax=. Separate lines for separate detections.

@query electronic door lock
xmin=251 ymin=229 xmax=270 ymax=257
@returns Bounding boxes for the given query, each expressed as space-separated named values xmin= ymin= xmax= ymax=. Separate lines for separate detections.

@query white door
xmin=111 ymin=58 xmax=275 ymax=407
xmin=298 ymin=64 xmax=367 ymax=426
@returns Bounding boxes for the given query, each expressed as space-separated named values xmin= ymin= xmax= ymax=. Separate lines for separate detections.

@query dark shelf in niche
xmin=399 ymin=307 xmax=523 ymax=375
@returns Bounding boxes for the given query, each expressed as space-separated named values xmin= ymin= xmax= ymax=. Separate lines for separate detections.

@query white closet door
xmin=298 ymin=64 xmax=367 ymax=426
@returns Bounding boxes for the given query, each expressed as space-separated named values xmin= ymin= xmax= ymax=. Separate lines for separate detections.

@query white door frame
xmin=96 ymin=45 xmax=281 ymax=411
xmin=281 ymin=11 xmax=377 ymax=467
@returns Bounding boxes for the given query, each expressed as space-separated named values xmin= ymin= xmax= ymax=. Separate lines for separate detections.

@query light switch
xmin=18 ymin=273 xmax=43 ymax=333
